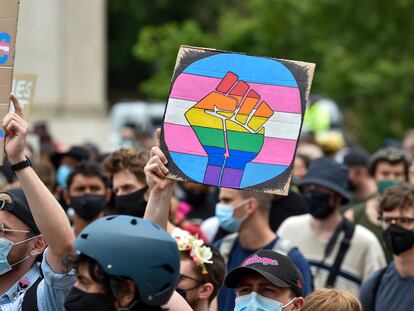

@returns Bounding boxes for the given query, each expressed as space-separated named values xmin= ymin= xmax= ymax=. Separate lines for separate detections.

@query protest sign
xmin=0 ymin=0 xmax=20 ymax=162
xmin=161 ymin=46 xmax=315 ymax=194
xmin=12 ymin=73 xmax=37 ymax=118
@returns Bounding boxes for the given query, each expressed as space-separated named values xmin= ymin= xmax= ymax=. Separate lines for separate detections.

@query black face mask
xmin=176 ymin=288 xmax=188 ymax=300
xmin=64 ymin=287 xmax=115 ymax=311
xmin=184 ymin=190 xmax=207 ymax=209
xmin=347 ymin=180 xmax=357 ymax=192
xmin=303 ymin=190 xmax=335 ymax=219
xmin=176 ymin=285 xmax=200 ymax=309
xmin=115 ymin=187 xmax=148 ymax=218
xmin=71 ymin=195 xmax=107 ymax=221
xmin=383 ymin=224 xmax=414 ymax=256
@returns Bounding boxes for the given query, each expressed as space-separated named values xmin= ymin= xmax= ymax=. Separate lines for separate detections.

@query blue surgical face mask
xmin=215 ymin=202 xmax=246 ymax=233
xmin=56 ymin=165 xmax=72 ymax=189
xmin=0 ymin=236 xmax=37 ymax=275
xmin=235 ymin=292 xmax=294 ymax=311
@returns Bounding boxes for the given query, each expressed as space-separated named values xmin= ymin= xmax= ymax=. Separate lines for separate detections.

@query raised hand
xmin=185 ymin=72 xmax=274 ymax=188
xmin=145 ymin=146 xmax=175 ymax=193
xmin=2 ymin=94 xmax=29 ymax=164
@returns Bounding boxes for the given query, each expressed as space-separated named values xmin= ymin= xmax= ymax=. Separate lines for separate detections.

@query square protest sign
xmin=161 ymin=46 xmax=315 ymax=195
xmin=0 ymin=0 xmax=20 ymax=162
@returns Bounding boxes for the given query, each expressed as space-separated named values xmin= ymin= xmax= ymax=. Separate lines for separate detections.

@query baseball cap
xmin=224 ymin=249 xmax=304 ymax=297
xmin=0 ymin=188 xmax=40 ymax=234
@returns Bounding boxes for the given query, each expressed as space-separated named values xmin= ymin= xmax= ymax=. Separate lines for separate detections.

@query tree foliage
xmin=129 ymin=0 xmax=414 ymax=150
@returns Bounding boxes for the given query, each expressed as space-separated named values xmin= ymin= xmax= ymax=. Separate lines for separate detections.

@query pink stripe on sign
xmin=253 ymin=137 xmax=297 ymax=166
xmin=163 ymin=123 xmax=207 ymax=156
xmin=170 ymin=73 xmax=301 ymax=113
xmin=0 ymin=43 xmax=9 ymax=47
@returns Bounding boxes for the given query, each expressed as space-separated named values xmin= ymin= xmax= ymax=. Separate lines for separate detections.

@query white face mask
xmin=235 ymin=291 xmax=295 ymax=311
xmin=0 ymin=235 xmax=37 ymax=275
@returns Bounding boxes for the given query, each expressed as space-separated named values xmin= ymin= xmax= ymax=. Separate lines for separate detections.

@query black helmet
xmin=74 ymin=215 xmax=180 ymax=306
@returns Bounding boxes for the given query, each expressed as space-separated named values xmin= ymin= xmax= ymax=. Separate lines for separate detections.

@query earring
xmin=30 ymin=250 xmax=36 ymax=256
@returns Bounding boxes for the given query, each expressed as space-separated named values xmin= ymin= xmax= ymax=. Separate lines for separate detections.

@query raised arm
xmin=143 ymin=146 xmax=175 ymax=229
xmin=2 ymin=94 xmax=75 ymax=273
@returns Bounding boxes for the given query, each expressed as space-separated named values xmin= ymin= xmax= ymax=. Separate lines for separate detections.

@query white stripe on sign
xmin=165 ymin=98 xmax=302 ymax=141
xmin=0 ymin=47 xmax=10 ymax=52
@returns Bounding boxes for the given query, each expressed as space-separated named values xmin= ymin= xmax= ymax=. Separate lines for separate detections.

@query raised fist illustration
xmin=185 ymin=72 xmax=274 ymax=188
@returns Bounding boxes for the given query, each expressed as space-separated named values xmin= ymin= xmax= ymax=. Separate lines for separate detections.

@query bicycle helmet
xmin=74 ymin=215 xmax=180 ymax=306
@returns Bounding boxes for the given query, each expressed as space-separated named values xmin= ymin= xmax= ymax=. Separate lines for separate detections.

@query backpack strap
xmin=219 ymin=233 xmax=239 ymax=265
xmin=325 ymin=218 xmax=356 ymax=288
xmin=371 ymin=266 xmax=388 ymax=310
xmin=273 ymin=237 xmax=297 ymax=256
xmin=22 ymin=276 xmax=42 ymax=311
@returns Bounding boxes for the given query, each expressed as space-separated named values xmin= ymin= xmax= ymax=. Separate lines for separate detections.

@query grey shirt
xmin=360 ymin=262 xmax=414 ymax=311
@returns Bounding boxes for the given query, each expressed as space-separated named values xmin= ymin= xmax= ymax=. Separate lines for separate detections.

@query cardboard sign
xmin=0 ymin=0 xmax=20 ymax=162
xmin=161 ymin=46 xmax=315 ymax=194
xmin=12 ymin=73 xmax=36 ymax=118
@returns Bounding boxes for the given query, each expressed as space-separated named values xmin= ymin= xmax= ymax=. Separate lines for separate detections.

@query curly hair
xmin=303 ymin=289 xmax=362 ymax=311
xmin=103 ymin=149 xmax=149 ymax=184
xmin=379 ymin=183 xmax=414 ymax=217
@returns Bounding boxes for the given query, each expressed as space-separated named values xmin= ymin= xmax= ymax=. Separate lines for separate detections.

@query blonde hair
xmin=302 ymin=289 xmax=362 ymax=311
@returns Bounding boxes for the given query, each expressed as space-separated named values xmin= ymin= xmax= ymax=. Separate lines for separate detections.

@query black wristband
xmin=10 ymin=157 xmax=32 ymax=171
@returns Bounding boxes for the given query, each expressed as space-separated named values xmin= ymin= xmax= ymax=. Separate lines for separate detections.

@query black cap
xmin=224 ymin=249 xmax=304 ymax=297
xmin=0 ymin=188 xmax=40 ymax=234
xmin=297 ymin=157 xmax=350 ymax=204
xmin=343 ymin=149 xmax=370 ymax=168
xmin=51 ymin=146 xmax=90 ymax=169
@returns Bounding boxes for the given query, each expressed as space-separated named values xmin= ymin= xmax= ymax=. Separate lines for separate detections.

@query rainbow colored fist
xmin=185 ymin=72 xmax=274 ymax=188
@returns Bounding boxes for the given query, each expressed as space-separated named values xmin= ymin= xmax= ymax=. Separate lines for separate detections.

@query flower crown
xmin=176 ymin=235 xmax=213 ymax=276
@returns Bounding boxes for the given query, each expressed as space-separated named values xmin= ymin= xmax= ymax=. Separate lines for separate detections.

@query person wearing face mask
xmin=103 ymin=148 xmax=150 ymax=218
xmin=63 ymin=161 xmax=111 ymax=236
xmin=63 ymin=215 xmax=191 ymax=311
xmin=213 ymin=188 xmax=313 ymax=311
xmin=175 ymin=234 xmax=226 ymax=311
xmin=52 ymin=146 xmax=90 ymax=190
xmin=344 ymin=147 xmax=412 ymax=262
xmin=1 ymin=94 xmax=76 ymax=310
xmin=278 ymin=157 xmax=386 ymax=296
xmin=225 ymin=249 xmax=305 ymax=311
xmin=103 ymin=148 xmax=190 ymax=238
xmin=360 ymin=183 xmax=414 ymax=311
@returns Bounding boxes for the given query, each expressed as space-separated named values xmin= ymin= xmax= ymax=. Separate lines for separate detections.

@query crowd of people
xmin=0 ymin=93 xmax=413 ymax=311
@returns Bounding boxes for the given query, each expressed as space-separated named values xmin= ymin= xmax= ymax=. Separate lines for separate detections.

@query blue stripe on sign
xmin=225 ymin=150 xmax=258 ymax=169
xmin=308 ymin=260 xmax=362 ymax=285
xmin=203 ymin=146 xmax=225 ymax=166
xmin=170 ymin=152 xmax=208 ymax=183
xmin=183 ymin=54 xmax=298 ymax=87
xmin=240 ymin=162 xmax=288 ymax=188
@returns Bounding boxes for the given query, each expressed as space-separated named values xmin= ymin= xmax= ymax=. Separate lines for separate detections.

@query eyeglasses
xmin=379 ymin=216 xmax=414 ymax=227
xmin=0 ymin=222 xmax=31 ymax=238
xmin=179 ymin=273 xmax=203 ymax=283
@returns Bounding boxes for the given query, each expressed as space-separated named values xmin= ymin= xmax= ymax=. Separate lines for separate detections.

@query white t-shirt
xmin=278 ymin=214 xmax=386 ymax=296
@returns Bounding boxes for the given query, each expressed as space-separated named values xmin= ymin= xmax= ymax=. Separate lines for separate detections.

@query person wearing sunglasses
xmin=360 ymin=183 xmax=414 ymax=311
xmin=175 ymin=234 xmax=226 ymax=311
xmin=1 ymin=94 xmax=76 ymax=311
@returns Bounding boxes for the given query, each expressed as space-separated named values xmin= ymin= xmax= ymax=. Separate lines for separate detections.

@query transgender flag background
xmin=163 ymin=52 xmax=303 ymax=190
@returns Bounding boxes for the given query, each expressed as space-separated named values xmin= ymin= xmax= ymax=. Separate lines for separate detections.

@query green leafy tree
xmin=132 ymin=0 xmax=414 ymax=150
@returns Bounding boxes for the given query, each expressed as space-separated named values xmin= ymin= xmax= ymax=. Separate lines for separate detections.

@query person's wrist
xmin=8 ymin=155 xmax=26 ymax=165
xmin=151 ymin=185 xmax=174 ymax=195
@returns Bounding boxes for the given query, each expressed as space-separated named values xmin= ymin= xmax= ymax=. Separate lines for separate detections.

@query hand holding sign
xmin=185 ymin=72 xmax=274 ymax=188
